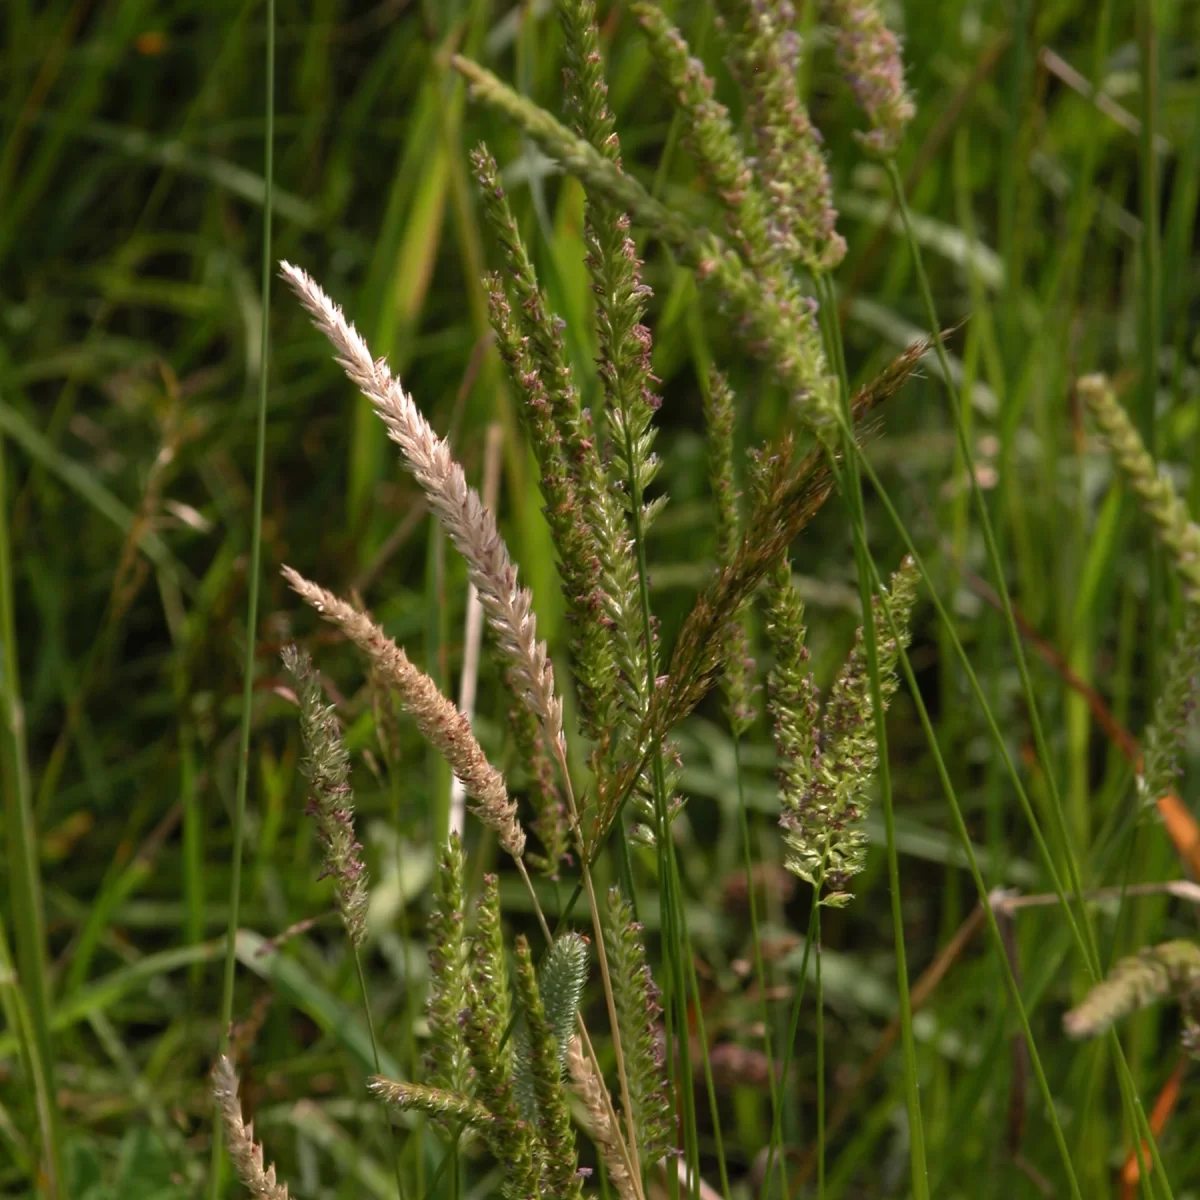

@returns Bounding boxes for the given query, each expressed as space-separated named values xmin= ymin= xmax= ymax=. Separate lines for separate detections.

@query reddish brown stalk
xmin=1119 ymin=1054 xmax=1189 ymax=1198
xmin=964 ymin=571 xmax=1200 ymax=878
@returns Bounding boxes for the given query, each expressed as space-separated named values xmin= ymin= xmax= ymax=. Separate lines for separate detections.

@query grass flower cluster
xmin=210 ymin=3 xmax=939 ymax=1194
xmin=67 ymin=2 xmax=1187 ymax=1198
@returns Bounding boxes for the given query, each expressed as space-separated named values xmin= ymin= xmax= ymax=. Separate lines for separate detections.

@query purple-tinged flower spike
xmin=824 ymin=0 xmax=915 ymax=156
xmin=704 ymin=370 xmax=757 ymax=733
xmin=720 ymin=0 xmax=846 ymax=272
xmin=282 ymin=644 xmax=370 ymax=947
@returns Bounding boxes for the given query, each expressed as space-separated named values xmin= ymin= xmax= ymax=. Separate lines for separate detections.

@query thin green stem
xmin=882 ymin=157 xmax=1098 ymax=968
xmin=552 ymin=759 xmax=646 ymax=1193
xmin=733 ymin=735 xmax=788 ymax=1199
xmin=0 ymin=428 xmax=61 ymax=1195
xmin=517 ymin=852 xmax=644 ymax=1196
xmin=814 ymin=902 xmax=825 ymax=1200
xmin=882 ymin=156 xmax=1174 ymax=1194
xmin=817 ymin=270 xmax=928 ymax=1198
xmin=390 ymin=768 xmax=423 ymax=1197
xmin=858 ymin=535 xmax=1086 ymax=1200
xmin=1136 ymin=0 xmax=1163 ymax=760
xmin=850 ymin=444 xmax=1085 ymax=944
xmin=210 ymin=2 xmax=273 ymax=1193
xmin=354 ymin=950 xmax=407 ymax=1200
xmin=757 ymin=894 xmax=819 ymax=1200
xmin=669 ymin=838 xmax=731 ymax=1198
xmin=614 ymin=401 xmax=708 ymax=1188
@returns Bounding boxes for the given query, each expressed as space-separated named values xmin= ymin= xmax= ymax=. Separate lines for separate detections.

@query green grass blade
xmin=0 ymin=427 xmax=63 ymax=1194
xmin=819 ymin=271 xmax=929 ymax=1199
xmin=210 ymin=1 xmax=275 ymax=1194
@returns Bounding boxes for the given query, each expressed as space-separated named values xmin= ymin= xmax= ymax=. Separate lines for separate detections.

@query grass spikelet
xmin=591 ymin=355 xmax=917 ymax=837
xmin=470 ymin=143 xmax=597 ymax=474
xmin=280 ymin=261 xmax=563 ymax=750
xmin=282 ymin=568 xmax=526 ymax=860
xmin=1140 ymin=610 xmax=1200 ymax=805
xmin=823 ymin=0 xmax=916 ymax=155
xmin=473 ymin=146 xmax=618 ymax=769
xmin=368 ymin=1078 xmax=492 ymax=1131
xmin=551 ymin=0 xmax=682 ymax=844
xmin=512 ymin=935 xmax=584 ymax=1199
xmin=426 ymin=835 xmax=471 ymax=1097
xmin=632 ymin=2 xmax=839 ymax=430
xmin=812 ymin=555 xmax=919 ymax=902
xmin=761 ymin=543 xmax=820 ymax=880
xmin=634 ymin=2 xmax=775 ymax=271
xmin=760 ymin=549 xmax=919 ymax=905
xmin=452 ymin=55 xmax=836 ymax=435
xmin=504 ymin=675 xmax=572 ymax=876
xmin=557 ymin=0 xmax=620 ymax=163
xmin=566 ymin=1035 xmax=638 ymax=1200
xmin=280 ymin=645 xmax=369 ymax=947
xmin=605 ymin=887 xmax=672 ymax=1166
xmin=718 ymin=0 xmax=845 ymax=272
xmin=472 ymin=875 xmax=514 ymax=1059
xmin=1078 ymin=373 xmax=1200 ymax=602
xmin=211 ymin=1056 xmax=291 ymax=1200
xmin=463 ymin=877 xmax=539 ymax=1198
xmin=1063 ymin=940 xmax=1200 ymax=1039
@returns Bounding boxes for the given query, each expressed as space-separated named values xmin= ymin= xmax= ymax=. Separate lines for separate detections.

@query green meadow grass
xmin=2 ymin=1 xmax=1199 ymax=1197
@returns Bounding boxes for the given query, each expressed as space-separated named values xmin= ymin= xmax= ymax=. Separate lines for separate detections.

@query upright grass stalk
xmin=846 ymin=404 xmax=1176 ymax=1199
xmin=616 ymin=402 xmax=708 ymax=1196
xmin=882 ymin=155 xmax=1100 ymax=961
xmin=1135 ymin=0 xmax=1164 ymax=803
xmin=732 ymin=736 xmax=788 ymax=1199
xmin=863 ymin=535 xmax=1088 ymax=1198
xmin=0 ymin=433 xmax=61 ymax=1197
xmin=881 ymin=158 xmax=1175 ymax=1193
xmin=817 ymin=271 xmax=929 ymax=1199
xmin=705 ymin=365 xmax=778 ymax=1195
xmin=547 ymin=760 xmax=646 ymax=1192
xmin=756 ymin=891 xmax=820 ymax=1200
xmin=815 ymin=902 xmax=825 ymax=1200
xmin=210 ymin=2 xmax=273 ymax=1194
xmin=283 ymin=643 xmax=406 ymax=1199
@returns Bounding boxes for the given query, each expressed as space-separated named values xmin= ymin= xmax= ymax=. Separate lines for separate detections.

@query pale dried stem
xmin=568 ymin=1036 xmax=639 ymax=1200
xmin=989 ymin=881 xmax=1200 ymax=914
xmin=450 ymin=422 xmax=504 ymax=837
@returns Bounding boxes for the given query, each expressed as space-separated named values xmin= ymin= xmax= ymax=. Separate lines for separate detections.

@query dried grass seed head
xmin=280 ymin=261 xmax=563 ymax=753
xmin=283 ymin=568 xmax=526 ymax=860
xmin=211 ymin=1055 xmax=291 ymax=1200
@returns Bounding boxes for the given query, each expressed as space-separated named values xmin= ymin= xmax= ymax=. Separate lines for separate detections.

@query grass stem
xmin=210 ymin=2 xmax=274 ymax=1193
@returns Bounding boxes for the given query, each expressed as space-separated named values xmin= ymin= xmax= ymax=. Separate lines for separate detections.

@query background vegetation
xmin=2 ymin=0 xmax=1199 ymax=1196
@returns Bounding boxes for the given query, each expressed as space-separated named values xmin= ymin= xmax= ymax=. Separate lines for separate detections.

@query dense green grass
xmin=2 ymin=0 xmax=1200 ymax=1197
